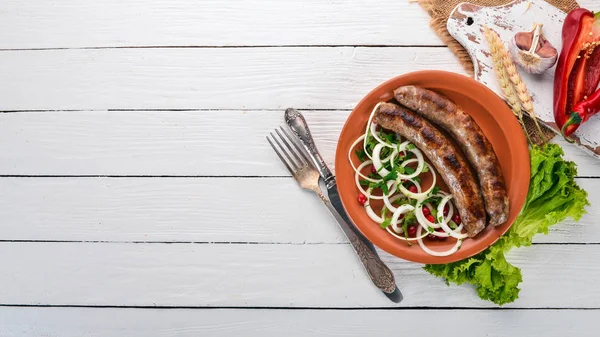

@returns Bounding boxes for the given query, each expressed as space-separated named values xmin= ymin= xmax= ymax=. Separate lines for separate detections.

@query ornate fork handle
xmin=285 ymin=108 xmax=335 ymax=188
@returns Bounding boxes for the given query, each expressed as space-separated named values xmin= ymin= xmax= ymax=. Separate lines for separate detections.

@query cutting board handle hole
xmin=466 ymin=17 xmax=474 ymax=26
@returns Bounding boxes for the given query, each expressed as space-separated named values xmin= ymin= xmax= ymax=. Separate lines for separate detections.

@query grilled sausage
xmin=394 ymin=86 xmax=509 ymax=226
xmin=374 ymin=102 xmax=486 ymax=237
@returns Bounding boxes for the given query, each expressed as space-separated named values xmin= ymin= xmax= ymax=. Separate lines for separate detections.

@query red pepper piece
xmin=554 ymin=9 xmax=600 ymax=139
xmin=563 ymin=88 xmax=600 ymax=137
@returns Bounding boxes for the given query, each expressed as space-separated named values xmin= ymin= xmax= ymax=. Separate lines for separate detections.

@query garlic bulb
xmin=509 ymin=23 xmax=558 ymax=74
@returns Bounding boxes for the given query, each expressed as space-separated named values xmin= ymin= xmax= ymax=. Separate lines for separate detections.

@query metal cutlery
xmin=267 ymin=121 xmax=402 ymax=303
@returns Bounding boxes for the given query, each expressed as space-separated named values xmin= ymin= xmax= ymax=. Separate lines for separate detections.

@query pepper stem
xmin=528 ymin=23 xmax=543 ymax=54
xmin=560 ymin=112 xmax=583 ymax=143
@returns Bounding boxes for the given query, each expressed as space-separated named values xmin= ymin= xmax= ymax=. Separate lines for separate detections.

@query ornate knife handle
xmin=285 ymin=108 xmax=335 ymax=187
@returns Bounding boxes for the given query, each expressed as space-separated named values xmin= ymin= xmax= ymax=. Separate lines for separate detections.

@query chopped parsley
xmin=359 ymin=179 xmax=371 ymax=186
xmin=380 ymin=207 xmax=391 ymax=229
xmin=368 ymin=172 xmax=380 ymax=179
xmin=404 ymin=166 xmax=416 ymax=175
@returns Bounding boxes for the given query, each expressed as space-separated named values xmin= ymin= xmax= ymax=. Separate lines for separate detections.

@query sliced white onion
xmin=370 ymin=122 xmax=396 ymax=149
xmin=372 ymin=143 xmax=390 ymax=176
xmin=365 ymin=203 xmax=384 ymax=224
xmin=385 ymin=204 xmax=430 ymax=241
xmin=363 ymin=102 xmax=384 ymax=159
xmin=415 ymin=202 xmax=439 ymax=231
xmin=365 ymin=180 xmax=397 ymax=200
xmin=389 ymin=204 xmax=415 ymax=233
xmin=348 ymin=134 xmax=382 ymax=182
xmin=396 ymin=168 xmax=436 ymax=200
xmin=353 ymin=160 xmax=381 ymax=198
xmin=438 ymin=194 xmax=454 ymax=224
xmin=395 ymin=143 xmax=426 ymax=179
xmin=416 ymin=226 xmax=463 ymax=257
xmin=435 ymin=195 xmax=468 ymax=239
xmin=382 ymin=148 xmax=398 ymax=164
xmin=383 ymin=191 xmax=407 ymax=213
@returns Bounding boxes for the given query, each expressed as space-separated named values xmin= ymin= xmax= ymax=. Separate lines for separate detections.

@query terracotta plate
xmin=335 ymin=71 xmax=530 ymax=264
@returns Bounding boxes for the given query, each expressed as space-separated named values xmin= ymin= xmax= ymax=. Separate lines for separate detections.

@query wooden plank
xmin=0 ymin=242 xmax=598 ymax=308
xmin=0 ymin=177 xmax=597 ymax=244
xmin=1 ymin=110 xmax=597 ymax=176
xmin=0 ymin=0 xmax=439 ymax=49
xmin=1 ymin=0 xmax=596 ymax=50
xmin=0 ymin=307 xmax=597 ymax=337
xmin=0 ymin=47 xmax=465 ymax=111
xmin=0 ymin=177 xmax=344 ymax=243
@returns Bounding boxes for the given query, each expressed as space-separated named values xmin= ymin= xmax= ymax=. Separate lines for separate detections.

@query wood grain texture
xmin=0 ymin=0 xmax=596 ymax=50
xmin=0 ymin=0 xmax=438 ymax=49
xmin=0 ymin=307 xmax=597 ymax=337
xmin=1 ymin=110 xmax=597 ymax=176
xmin=0 ymin=47 xmax=465 ymax=111
xmin=0 ymin=242 xmax=598 ymax=308
xmin=0 ymin=177 xmax=597 ymax=244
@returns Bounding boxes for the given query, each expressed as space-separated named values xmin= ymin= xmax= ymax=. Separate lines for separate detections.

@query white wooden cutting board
xmin=447 ymin=0 xmax=600 ymax=159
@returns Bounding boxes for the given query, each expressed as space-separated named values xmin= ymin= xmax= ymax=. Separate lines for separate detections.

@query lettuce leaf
xmin=424 ymin=144 xmax=589 ymax=305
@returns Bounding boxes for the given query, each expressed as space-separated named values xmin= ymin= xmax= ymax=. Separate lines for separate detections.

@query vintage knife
xmin=284 ymin=108 xmax=402 ymax=303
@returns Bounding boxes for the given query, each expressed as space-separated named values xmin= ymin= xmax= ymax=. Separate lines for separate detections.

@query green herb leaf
xmin=382 ymin=170 xmax=398 ymax=182
xmin=355 ymin=149 xmax=367 ymax=162
xmin=359 ymin=179 xmax=371 ymax=186
xmin=422 ymin=195 xmax=442 ymax=207
xmin=381 ymin=182 xmax=389 ymax=195
xmin=380 ymin=208 xmax=391 ymax=229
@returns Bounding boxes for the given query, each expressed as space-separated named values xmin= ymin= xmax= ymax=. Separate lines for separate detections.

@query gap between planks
xmin=0 ymin=304 xmax=598 ymax=310
xmin=0 ymin=45 xmax=449 ymax=52
xmin=0 ymin=240 xmax=598 ymax=245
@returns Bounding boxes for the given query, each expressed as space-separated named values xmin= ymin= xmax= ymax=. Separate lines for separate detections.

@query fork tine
xmin=275 ymin=127 xmax=305 ymax=167
xmin=279 ymin=126 xmax=312 ymax=166
xmin=270 ymin=131 xmax=299 ymax=170
xmin=266 ymin=135 xmax=295 ymax=175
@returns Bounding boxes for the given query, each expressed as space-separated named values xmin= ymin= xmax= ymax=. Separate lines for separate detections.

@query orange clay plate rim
xmin=334 ymin=70 xmax=530 ymax=264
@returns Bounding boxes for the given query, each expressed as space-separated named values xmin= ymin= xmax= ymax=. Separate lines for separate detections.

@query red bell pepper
xmin=564 ymin=89 xmax=600 ymax=135
xmin=553 ymin=8 xmax=600 ymax=139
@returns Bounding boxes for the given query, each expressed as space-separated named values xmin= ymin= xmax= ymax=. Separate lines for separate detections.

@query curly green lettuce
xmin=424 ymin=143 xmax=590 ymax=305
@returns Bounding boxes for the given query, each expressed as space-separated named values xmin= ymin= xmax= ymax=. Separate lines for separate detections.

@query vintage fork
xmin=267 ymin=126 xmax=402 ymax=303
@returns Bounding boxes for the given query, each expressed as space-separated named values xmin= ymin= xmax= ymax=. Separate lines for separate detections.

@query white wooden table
xmin=0 ymin=1 xmax=598 ymax=336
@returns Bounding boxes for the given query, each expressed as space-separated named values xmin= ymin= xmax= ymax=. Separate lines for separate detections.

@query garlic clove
xmin=509 ymin=23 xmax=558 ymax=74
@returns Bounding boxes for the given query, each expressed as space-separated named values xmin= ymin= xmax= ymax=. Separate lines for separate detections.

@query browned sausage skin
xmin=374 ymin=102 xmax=487 ymax=237
xmin=394 ymin=86 xmax=509 ymax=226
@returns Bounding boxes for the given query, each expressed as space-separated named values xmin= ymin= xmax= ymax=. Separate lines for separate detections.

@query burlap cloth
xmin=417 ymin=0 xmax=579 ymax=145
